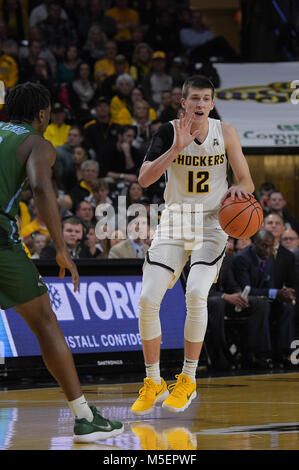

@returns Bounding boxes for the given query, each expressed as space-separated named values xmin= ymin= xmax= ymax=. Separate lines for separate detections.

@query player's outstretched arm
xmin=221 ymin=122 xmax=254 ymax=203
xmin=26 ymin=137 xmax=79 ymax=292
xmin=139 ymin=112 xmax=201 ymax=188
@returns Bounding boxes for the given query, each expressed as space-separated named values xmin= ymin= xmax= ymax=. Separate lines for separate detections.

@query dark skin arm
xmin=24 ymin=135 xmax=79 ymax=292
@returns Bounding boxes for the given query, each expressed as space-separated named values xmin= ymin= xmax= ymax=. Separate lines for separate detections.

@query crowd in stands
xmin=1 ymin=1 xmax=299 ymax=370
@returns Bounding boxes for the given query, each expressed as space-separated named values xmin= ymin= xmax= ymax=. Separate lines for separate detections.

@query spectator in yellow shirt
xmin=110 ymin=73 xmax=135 ymax=123
xmin=43 ymin=101 xmax=70 ymax=148
xmin=106 ymin=0 xmax=139 ymax=41
xmin=94 ymin=40 xmax=118 ymax=86
xmin=116 ymin=86 xmax=157 ymax=125
xmin=0 ymin=38 xmax=18 ymax=89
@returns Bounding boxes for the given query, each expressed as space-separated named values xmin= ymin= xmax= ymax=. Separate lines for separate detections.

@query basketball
xmin=218 ymin=194 xmax=263 ymax=239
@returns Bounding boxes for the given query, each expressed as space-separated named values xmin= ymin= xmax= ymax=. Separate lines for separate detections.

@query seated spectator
xmin=2 ymin=38 xmax=19 ymax=61
xmin=0 ymin=0 xmax=29 ymax=42
xmin=55 ymin=125 xmax=84 ymax=181
xmin=74 ymin=0 xmax=117 ymax=43
xmin=130 ymin=99 xmax=153 ymax=155
xmin=29 ymin=0 xmax=69 ymax=28
xmin=156 ymin=90 xmax=172 ymax=118
xmin=266 ymin=190 xmax=299 ymax=234
xmin=75 ymin=200 xmax=96 ymax=225
xmin=122 ymin=24 xmax=146 ymax=59
xmin=57 ymin=44 xmax=81 ymax=84
xmin=37 ymin=1 xmax=78 ymax=50
xmin=110 ymin=73 xmax=135 ymax=123
xmin=280 ymin=229 xmax=299 ymax=253
xmin=235 ymin=238 xmax=252 ymax=252
xmin=232 ymin=229 xmax=296 ymax=369
xmin=179 ymin=10 xmax=215 ymax=57
xmin=94 ymin=40 xmax=118 ymax=86
xmin=142 ymin=51 xmax=173 ymax=110
xmin=43 ymin=102 xmax=70 ymax=148
xmin=84 ymin=221 xmax=105 ymax=258
xmin=100 ymin=54 xmax=130 ymax=100
xmin=130 ymin=42 xmax=153 ymax=85
xmin=68 ymin=159 xmax=100 ymax=211
xmin=19 ymin=25 xmax=57 ymax=76
xmin=126 ymin=181 xmax=144 ymax=209
xmin=0 ymin=38 xmax=18 ymax=90
xmin=180 ymin=9 xmax=239 ymax=62
xmin=108 ymin=214 xmax=149 ymax=259
xmin=105 ymin=0 xmax=140 ymax=43
xmin=85 ymin=178 xmax=113 ymax=208
xmin=19 ymin=40 xmax=43 ymax=82
xmin=63 ymin=144 xmax=89 ymax=193
xmin=263 ymin=213 xmax=297 ymax=296
xmin=30 ymin=58 xmax=56 ymax=95
xmin=31 ymin=232 xmax=49 ymax=259
xmin=40 ymin=216 xmax=93 ymax=259
xmin=115 ymin=86 xmax=157 ymax=125
xmin=159 ymin=86 xmax=182 ymax=122
xmin=82 ymin=23 xmax=107 ymax=64
xmin=67 ymin=61 xmax=99 ymax=124
xmin=257 ymin=181 xmax=277 ymax=212
xmin=101 ymin=126 xmax=140 ymax=181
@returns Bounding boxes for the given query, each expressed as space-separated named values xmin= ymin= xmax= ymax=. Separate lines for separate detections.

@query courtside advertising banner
xmin=213 ymin=62 xmax=299 ymax=147
xmin=0 ymin=275 xmax=186 ymax=358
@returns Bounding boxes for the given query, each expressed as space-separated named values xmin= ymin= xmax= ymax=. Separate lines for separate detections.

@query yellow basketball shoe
xmin=162 ymin=374 xmax=197 ymax=413
xmin=131 ymin=378 xmax=169 ymax=415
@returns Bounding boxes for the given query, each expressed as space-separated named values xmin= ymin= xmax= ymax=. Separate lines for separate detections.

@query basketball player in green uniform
xmin=0 ymin=82 xmax=123 ymax=442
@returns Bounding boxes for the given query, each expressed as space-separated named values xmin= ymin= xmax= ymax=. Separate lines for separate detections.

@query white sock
xmin=145 ymin=361 xmax=161 ymax=384
xmin=68 ymin=395 xmax=93 ymax=422
xmin=181 ymin=357 xmax=198 ymax=383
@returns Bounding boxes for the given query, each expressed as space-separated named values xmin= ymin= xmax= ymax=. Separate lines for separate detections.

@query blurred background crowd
xmin=0 ymin=0 xmax=299 ymax=371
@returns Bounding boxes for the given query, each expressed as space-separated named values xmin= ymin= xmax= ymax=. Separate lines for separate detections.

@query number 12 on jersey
xmin=187 ymin=170 xmax=210 ymax=193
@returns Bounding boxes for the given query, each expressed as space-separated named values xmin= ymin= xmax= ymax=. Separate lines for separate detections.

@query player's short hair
xmin=182 ymin=75 xmax=215 ymax=99
xmin=5 ymin=82 xmax=51 ymax=123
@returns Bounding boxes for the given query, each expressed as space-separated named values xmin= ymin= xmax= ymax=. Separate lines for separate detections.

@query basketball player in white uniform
xmin=131 ymin=75 xmax=254 ymax=415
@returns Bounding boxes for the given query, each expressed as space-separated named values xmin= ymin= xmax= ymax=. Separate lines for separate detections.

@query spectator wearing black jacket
xmin=40 ymin=216 xmax=93 ymax=259
xmin=233 ymin=229 xmax=296 ymax=369
xmin=83 ymin=96 xmax=119 ymax=165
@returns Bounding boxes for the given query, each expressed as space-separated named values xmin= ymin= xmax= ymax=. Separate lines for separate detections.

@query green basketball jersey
xmin=0 ymin=121 xmax=41 ymax=246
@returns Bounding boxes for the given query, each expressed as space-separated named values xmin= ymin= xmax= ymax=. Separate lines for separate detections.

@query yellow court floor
xmin=0 ymin=372 xmax=299 ymax=451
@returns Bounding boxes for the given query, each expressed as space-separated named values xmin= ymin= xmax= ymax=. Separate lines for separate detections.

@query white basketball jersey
xmin=164 ymin=118 xmax=228 ymax=213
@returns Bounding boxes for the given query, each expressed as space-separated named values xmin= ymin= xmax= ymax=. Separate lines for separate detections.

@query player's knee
xmin=186 ymin=286 xmax=207 ymax=310
xmin=138 ymin=292 xmax=162 ymax=340
xmin=30 ymin=308 xmax=57 ymax=334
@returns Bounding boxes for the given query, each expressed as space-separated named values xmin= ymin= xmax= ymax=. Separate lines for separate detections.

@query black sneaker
xmin=73 ymin=406 xmax=124 ymax=443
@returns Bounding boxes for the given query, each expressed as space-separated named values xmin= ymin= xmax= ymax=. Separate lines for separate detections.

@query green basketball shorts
xmin=0 ymin=243 xmax=48 ymax=310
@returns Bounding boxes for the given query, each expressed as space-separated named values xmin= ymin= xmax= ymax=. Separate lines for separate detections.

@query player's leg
xmin=131 ymin=262 xmax=173 ymax=415
xmin=0 ymin=244 xmax=123 ymax=442
xmin=15 ymin=293 xmax=83 ymax=401
xmin=162 ymin=262 xmax=219 ymax=413
xmin=162 ymin=227 xmax=227 ymax=413
xmin=15 ymin=293 xmax=124 ymax=442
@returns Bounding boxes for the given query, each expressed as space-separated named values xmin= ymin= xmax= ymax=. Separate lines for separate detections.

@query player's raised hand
xmin=173 ymin=111 xmax=201 ymax=152
xmin=56 ymin=249 xmax=79 ymax=292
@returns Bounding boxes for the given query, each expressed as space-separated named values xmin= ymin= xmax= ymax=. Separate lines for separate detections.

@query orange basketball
xmin=218 ymin=194 xmax=263 ymax=239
